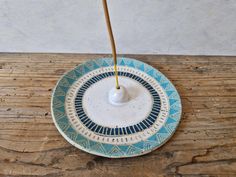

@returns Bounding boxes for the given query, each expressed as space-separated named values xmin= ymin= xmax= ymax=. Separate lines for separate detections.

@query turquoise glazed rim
xmin=51 ymin=57 xmax=182 ymax=158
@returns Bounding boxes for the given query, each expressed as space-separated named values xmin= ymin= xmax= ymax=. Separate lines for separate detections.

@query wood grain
xmin=0 ymin=53 xmax=236 ymax=177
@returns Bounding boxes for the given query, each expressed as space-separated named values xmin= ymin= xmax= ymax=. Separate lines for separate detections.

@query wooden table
xmin=0 ymin=54 xmax=236 ymax=177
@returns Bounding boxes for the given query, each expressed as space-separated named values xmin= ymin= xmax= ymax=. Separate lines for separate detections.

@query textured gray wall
xmin=0 ymin=0 xmax=236 ymax=55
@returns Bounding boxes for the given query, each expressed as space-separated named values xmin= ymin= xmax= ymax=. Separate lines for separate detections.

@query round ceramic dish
xmin=51 ymin=57 xmax=182 ymax=158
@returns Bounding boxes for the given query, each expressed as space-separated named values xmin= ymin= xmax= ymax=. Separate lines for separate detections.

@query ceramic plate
xmin=51 ymin=57 xmax=182 ymax=158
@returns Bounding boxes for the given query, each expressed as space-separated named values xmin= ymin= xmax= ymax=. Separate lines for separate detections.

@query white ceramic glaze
xmin=83 ymin=76 xmax=153 ymax=128
xmin=108 ymin=85 xmax=129 ymax=106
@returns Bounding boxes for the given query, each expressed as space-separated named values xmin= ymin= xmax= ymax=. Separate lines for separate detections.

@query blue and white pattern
xmin=75 ymin=71 xmax=161 ymax=136
xmin=51 ymin=58 xmax=182 ymax=158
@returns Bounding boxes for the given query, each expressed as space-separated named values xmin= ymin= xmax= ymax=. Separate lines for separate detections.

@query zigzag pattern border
xmin=51 ymin=57 xmax=182 ymax=158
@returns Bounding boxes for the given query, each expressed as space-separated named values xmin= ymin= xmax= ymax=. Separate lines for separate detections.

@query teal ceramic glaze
xmin=51 ymin=57 xmax=182 ymax=158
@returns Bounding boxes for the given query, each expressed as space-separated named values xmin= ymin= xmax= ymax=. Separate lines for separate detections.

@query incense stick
xmin=102 ymin=0 xmax=120 ymax=89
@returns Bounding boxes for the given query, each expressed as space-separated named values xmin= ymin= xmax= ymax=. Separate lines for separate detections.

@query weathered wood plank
xmin=0 ymin=53 xmax=236 ymax=177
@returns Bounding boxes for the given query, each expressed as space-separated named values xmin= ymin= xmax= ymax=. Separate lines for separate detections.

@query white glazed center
xmin=82 ymin=76 xmax=153 ymax=128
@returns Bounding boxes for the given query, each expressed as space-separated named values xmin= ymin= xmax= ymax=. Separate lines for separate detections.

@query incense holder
xmin=51 ymin=57 xmax=182 ymax=158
